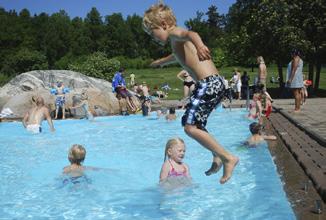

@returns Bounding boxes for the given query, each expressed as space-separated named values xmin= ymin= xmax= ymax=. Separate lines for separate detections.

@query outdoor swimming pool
xmin=0 ymin=108 xmax=295 ymax=219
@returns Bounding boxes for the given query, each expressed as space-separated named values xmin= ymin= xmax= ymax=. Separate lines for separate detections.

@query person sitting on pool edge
xmin=245 ymin=122 xmax=276 ymax=147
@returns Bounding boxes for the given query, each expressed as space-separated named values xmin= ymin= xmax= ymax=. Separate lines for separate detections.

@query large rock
xmin=0 ymin=70 xmax=137 ymax=118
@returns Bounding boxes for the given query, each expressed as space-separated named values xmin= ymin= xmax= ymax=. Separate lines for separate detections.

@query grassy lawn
xmin=128 ymin=65 xmax=326 ymax=100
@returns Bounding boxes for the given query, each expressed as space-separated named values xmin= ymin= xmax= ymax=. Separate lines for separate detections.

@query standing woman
xmin=287 ymin=49 xmax=304 ymax=113
xmin=177 ymin=70 xmax=195 ymax=100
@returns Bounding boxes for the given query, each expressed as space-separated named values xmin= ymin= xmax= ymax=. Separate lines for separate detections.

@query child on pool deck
xmin=143 ymin=3 xmax=239 ymax=184
xmin=247 ymin=93 xmax=262 ymax=121
xmin=160 ymin=138 xmax=191 ymax=182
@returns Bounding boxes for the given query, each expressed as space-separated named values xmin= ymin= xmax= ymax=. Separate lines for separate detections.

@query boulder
xmin=0 ymin=70 xmax=137 ymax=118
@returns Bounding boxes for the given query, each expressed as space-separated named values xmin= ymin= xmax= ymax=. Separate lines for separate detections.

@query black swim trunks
xmin=182 ymin=75 xmax=226 ymax=131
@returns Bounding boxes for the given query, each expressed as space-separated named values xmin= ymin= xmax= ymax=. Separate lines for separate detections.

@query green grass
xmin=128 ymin=65 xmax=326 ymax=100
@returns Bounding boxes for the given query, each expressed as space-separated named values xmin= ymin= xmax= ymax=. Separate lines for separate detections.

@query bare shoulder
xmin=161 ymin=161 xmax=170 ymax=169
xmin=169 ymin=26 xmax=189 ymax=38
xmin=63 ymin=166 xmax=71 ymax=173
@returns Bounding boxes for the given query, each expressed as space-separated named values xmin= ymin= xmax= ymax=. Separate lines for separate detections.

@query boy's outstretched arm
xmin=150 ymin=54 xmax=176 ymax=68
xmin=170 ymin=28 xmax=211 ymax=61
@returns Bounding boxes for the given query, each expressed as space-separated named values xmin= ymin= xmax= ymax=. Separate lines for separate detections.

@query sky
xmin=0 ymin=0 xmax=236 ymax=26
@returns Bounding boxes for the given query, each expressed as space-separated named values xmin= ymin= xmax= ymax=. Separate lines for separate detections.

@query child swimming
xmin=245 ymin=122 xmax=276 ymax=147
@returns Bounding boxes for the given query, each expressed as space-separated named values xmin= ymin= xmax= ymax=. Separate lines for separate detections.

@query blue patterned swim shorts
xmin=182 ymin=75 xmax=226 ymax=131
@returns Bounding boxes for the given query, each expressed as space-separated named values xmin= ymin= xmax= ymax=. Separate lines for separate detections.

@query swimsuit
xmin=116 ymin=87 xmax=132 ymax=98
xmin=182 ymin=75 xmax=226 ymax=131
xmin=56 ymin=96 xmax=65 ymax=107
xmin=26 ymin=124 xmax=42 ymax=133
xmin=167 ymin=160 xmax=187 ymax=177
xmin=184 ymin=80 xmax=195 ymax=88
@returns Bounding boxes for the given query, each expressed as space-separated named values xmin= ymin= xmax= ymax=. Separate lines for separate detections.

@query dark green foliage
xmin=0 ymin=2 xmax=324 ymax=90
xmin=68 ymin=52 xmax=120 ymax=81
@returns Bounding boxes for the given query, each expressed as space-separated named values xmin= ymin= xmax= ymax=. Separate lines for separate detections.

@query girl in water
xmin=160 ymin=137 xmax=191 ymax=182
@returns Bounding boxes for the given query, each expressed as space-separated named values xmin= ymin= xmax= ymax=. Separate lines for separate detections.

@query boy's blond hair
xmin=164 ymin=137 xmax=184 ymax=161
xmin=68 ymin=144 xmax=86 ymax=165
xmin=143 ymin=3 xmax=176 ymax=33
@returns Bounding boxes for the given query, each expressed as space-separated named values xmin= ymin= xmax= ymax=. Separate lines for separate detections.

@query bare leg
xmin=126 ymin=98 xmax=136 ymax=111
xmin=183 ymin=86 xmax=189 ymax=99
xmin=55 ymin=107 xmax=58 ymax=119
xmin=293 ymin=89 xmax=301 ymax=112
xmin=62 ymin=105 xmax=66 ymax=119
xmin=184 ymin=124 xmax=239 ymax=184
xmin=205 ymin=154 xmax=222 ymax=176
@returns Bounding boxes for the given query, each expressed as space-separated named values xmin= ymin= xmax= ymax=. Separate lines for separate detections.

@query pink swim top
xmin=167 ymin=160 xmax=187 ymax=177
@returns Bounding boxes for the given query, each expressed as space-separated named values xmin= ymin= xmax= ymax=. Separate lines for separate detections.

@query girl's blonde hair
xmin=164 ymin=137 xmax=184 ymax=161
xmin=143 ymin=3 xmax=177 ymax=34
xmin=257 ymin=56 xmax=265 ymax=64
xmin=68 ymin=144 xmax=86 ymax=165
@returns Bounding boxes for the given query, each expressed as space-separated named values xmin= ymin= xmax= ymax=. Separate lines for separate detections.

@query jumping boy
xmin=143 ymin=3 xmax=239 ymax=184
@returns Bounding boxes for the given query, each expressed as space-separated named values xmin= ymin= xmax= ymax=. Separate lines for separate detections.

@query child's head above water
xmin=142 ymin=3 xmax=176 ymax=34
xmin=169 ymin=107 xmax=176 ymax=114
xmin=164 ymin=137 xmax=185 ymax=162
xmin=249 ymin=122 xmax=262 ymax=135
xmin=68 ymin=144 xmax=86 ymax=165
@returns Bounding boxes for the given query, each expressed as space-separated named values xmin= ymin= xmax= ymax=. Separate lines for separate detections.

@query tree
xmin=84 ymin=7 xmax=104 ymax=52
xmin=44 ymin=10 xmax=72 ymax=67
xmin=68 ymin=52 xmax=120 ymax=81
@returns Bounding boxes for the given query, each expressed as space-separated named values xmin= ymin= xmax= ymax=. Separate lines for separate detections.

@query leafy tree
xmin=44 ymin=10 xmax=72 ymax=67
xmin=84 ymin=7 xmax=104 ymax=52
xmin=2 ymin=48 xmax=48 ymax=74
xmin=68 ymin=52 xmax=120 ymax=81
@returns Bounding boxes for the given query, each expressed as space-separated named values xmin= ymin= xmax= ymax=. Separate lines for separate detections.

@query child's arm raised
xmin=177 ymin=70 xmax=186 ymax=81
xmin=169 ymin=27 xmax=211 ymax=61
xmin=150 ymin=54 xmax=176 ymax=68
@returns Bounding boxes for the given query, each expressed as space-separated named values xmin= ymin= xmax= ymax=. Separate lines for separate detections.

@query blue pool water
xmin=0 ymin=108 xmax=295 ymax=219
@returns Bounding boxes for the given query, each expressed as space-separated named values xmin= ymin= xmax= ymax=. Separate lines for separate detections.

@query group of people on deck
xmin=19 ymin=2 xmax=311 ymax=188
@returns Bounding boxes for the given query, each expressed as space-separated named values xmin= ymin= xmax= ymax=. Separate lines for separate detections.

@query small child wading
xmin=143 ymin=3 xmax=238 ymax=184
xmin=160 ymin=138 xmax=191 ymax=182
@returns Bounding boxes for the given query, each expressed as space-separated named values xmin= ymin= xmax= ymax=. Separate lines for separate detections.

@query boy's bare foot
xmin=205 ymin=160 xmax=222 ymax=176
xmin=205 ymin=162 xmax=222 ymax=176
xmin=220 ymin=156 xmax=239 ymax=184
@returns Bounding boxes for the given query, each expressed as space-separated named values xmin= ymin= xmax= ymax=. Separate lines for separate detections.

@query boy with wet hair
xmin=245 ymin=122 xmax=276 ymax=146
xmin=143 ymin=3 xmax=239 ymax=184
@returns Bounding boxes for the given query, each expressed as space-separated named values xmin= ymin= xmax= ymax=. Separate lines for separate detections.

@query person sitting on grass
xmin=245 ymin=122 xmax=276 ymax=147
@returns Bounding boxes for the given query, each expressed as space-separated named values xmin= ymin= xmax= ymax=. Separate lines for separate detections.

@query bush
xmin=68 ymin=52 xmax=120 ymax=81
xmin=2 ymin=48 xmax=48 ymax=75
